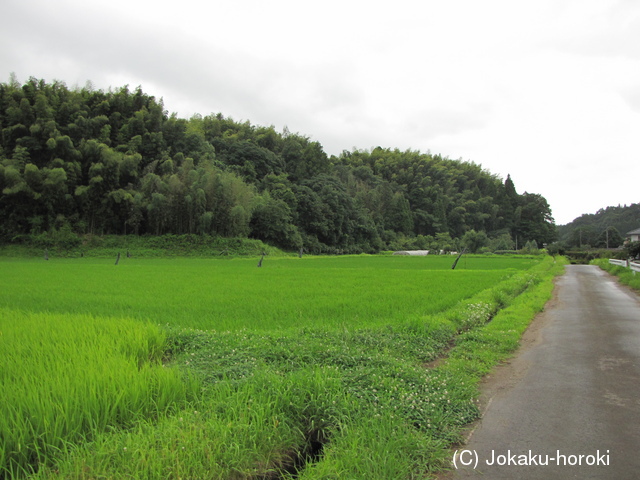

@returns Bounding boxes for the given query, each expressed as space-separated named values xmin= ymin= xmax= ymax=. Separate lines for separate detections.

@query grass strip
xmin=590 ymin=258 xmax=640 ymax=291
xmin=429 ymin=256 xmax=567 ymax=476
xmin=0 ymin=234 xmax=283 ymax=258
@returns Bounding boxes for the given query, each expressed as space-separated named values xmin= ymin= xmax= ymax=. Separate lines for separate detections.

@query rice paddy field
xmin=0 ymin=254 xmax=564 ymax=479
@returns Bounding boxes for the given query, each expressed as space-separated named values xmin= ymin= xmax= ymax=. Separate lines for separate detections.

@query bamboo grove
xmin=0 ymin=77 xmax=556 ymax=253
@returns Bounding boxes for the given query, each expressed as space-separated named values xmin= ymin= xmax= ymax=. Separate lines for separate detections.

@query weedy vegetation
xmin=591 ymin=258 xmax=640 ymax=291
xmin=0 ymin=254 xmax=565 ymax=479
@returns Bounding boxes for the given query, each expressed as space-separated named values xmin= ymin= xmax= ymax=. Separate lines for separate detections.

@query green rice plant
xmin=33 ymin=361 xmax=463 ymax=479
xmin=0 ymin=309 xmax=200 ymax=478
xmin=1 ymin=254 xmax=560 ymax=479
xmin=0 ymin=256 xmax=532 ymax=331
xmin=33 ymin=368 xmax=352 ymax=479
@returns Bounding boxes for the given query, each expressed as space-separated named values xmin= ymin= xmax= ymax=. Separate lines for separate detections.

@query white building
xmin=626 ymin=228 xmax=640 ymax=242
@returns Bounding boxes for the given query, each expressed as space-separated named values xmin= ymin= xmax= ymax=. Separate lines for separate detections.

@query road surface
xmin=446 ymin=265 xmax=640 ymax=480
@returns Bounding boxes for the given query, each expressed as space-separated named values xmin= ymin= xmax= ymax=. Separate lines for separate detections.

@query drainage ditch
xmin=255 ymin=428 xmax=328 ymax=480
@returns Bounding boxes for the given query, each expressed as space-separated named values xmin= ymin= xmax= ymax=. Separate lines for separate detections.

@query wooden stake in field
xmin=451 ymin=248 xmax=467 ymax=270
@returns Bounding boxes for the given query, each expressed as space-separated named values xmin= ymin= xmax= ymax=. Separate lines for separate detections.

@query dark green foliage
xmin=563 ymin=249 xmax=628 ymax=264
xmin=0 ymin=234 xmax=281 ymax=258
xmin=558 ymin=203 xmax=640 ymax=249
xmin=596 ymin=226 xmax=624 ymax=249
xmin=1 ymin=77 xmax=556 ymax=252
xmin=335 ymin=149 xmax=555 ymax=246
xmin=462 ymin=229 xmax=489 ymax=253
xmin=626 ymin=241 xmax=640 ymax=259
xmin=250 ymin=192 xmax=302 ymax=249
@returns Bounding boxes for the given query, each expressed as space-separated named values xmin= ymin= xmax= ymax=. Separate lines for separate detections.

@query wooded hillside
xmin=557 ymin=203 xmax=640 ymax=249
xmin=0 ymin=77 xmax=556 ymax=253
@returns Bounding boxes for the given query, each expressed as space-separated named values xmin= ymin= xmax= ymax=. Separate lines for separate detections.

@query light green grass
xmin=0 ymin=255 xmax=534 ymax=330
xmin=0 ymin=254 xmax=562 ymax=479
xmin=0 ymin=309 xmax=200 ymax=478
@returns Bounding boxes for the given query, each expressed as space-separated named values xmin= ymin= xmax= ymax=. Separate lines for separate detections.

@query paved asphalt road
xmin=447 ymin=265 xmax=640 ymax=480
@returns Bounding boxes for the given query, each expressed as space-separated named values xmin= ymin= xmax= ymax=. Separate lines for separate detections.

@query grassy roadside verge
xmin=590 ymin=258 xmax=640 ymax=291
xmin=432 ymin=256 xmax=567 ymax=475
xmin=24 ymin=256 xmax=567 ymax=479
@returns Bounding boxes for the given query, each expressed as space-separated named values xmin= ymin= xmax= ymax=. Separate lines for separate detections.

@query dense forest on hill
xmin=0 ymin=77 xmax=556 ymax=253
xmin=557 ymin=203 xmax=640 ymax=249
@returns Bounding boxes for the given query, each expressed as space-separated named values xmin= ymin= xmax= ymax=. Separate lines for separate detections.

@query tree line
xmin=557 ymin=203 xmax=640 ymax=250
xmin=0 ymin=76 xmax=556 ymax=253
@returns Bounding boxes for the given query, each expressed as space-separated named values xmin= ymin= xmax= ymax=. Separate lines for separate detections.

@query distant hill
xmin=557 ymin=203 xmax=640 ymax=248
xmin=0 ymin=77 xmax=556 ymax=253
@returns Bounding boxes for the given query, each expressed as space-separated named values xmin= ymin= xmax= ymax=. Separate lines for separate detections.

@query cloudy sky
xmin=2 ymin=0 xmax=639 ymax=225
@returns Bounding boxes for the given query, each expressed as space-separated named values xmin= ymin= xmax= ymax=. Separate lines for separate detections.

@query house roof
xmin=627 ymin=228 xmax=640 ymax=235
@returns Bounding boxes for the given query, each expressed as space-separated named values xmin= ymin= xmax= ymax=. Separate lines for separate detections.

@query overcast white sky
xmin=2 ymin=0 xmax=639 ymax=225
